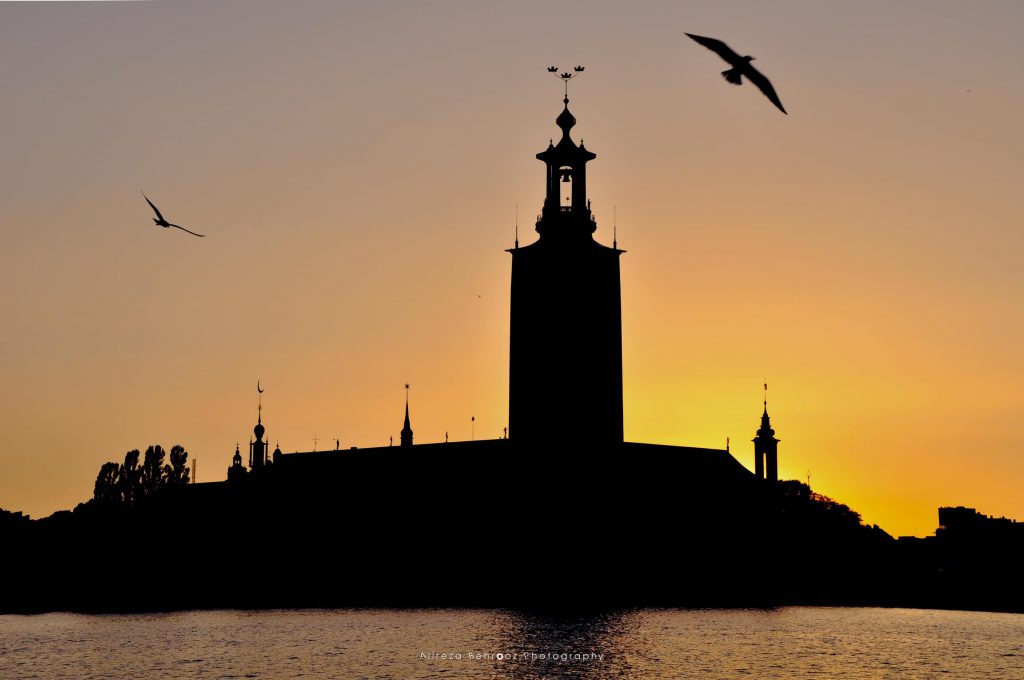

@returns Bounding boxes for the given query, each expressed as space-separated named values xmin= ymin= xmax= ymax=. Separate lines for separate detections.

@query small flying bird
xmin=141 ymin=192 xmax=205 ymax=237
xmin=684 ymin=33 xmax=787 ymax=114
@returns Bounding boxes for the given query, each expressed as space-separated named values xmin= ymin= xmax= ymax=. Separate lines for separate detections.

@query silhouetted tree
xmin=166 ymin=445 xmax=190 ymax=487
xmin=118 ymin=449 xmax=142 ymax=506
xmin=140 ymin=445 xmax=166 ymax=497
xmin=93 ymin=462 xmax=120 ymax=505
xmin=91 ymin=444 xmax=191 ymax=508
xmin=810 ymin=491 xmax=862 ymax=526
xmin=776 ymin=480 xmax=864 ymax=529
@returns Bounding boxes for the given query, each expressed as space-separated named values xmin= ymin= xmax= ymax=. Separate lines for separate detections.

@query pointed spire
xmin=254 ymin=381 xmax=265 ymax=441
xmin=761 ymin=382 xmax=774 ymax=432
xmin=754 ymin=382 xmax=779 ymax=482
xmin=514 ymin=203 xmax=519 ymax=249
xmin=400 ymin=383 xmax=413 ymax=447
xmin=404 ymin=383 xmax=410 ymax=425
xmin=760 ymin=382 xmax=772 ymax=431
xmin=257 ymin=380 xmax=264 ymax=424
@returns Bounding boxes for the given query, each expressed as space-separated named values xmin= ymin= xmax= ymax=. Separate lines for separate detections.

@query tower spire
xmin=515 ymin=203 xmax=519 ymax=249
xmin=251 ymin=381 xmax=267 ymax=469
xmin=400 ymin=383 xmax=413 ymax=447
xmin=257 ymin=380 xmax=264 ymax=424
xmin=533 ymin=65 xmax=597 ymax=241
xmin=753 ymin=382 xmax=779 ymax=482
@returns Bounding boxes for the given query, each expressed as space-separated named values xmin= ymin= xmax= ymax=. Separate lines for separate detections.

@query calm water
xmin=1 ymin=607 xmax=1023 ymax=679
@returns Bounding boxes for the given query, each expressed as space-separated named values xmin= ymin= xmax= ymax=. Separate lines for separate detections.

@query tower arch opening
xmin=559 ymin=166 xmax=573 ymax=209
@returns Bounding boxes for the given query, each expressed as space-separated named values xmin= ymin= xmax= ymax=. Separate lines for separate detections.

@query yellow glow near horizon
xmin=1 ymin=1 xmax=1023 ymax=538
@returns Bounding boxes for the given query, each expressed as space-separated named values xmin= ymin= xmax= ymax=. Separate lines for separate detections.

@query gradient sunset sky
xmin=2 ymin=1 xmax=1022 ymax=538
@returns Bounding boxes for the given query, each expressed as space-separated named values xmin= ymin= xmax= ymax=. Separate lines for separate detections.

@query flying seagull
xmin=684 ymin=33 xmax=787 ymax=114
xmin=141 ymin=192 xmax=205 ymax=237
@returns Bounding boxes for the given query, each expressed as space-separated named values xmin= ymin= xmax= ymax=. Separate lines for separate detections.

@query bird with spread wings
xmin=142 ymin=192 xmax=205 ymax=237
xmin=685 ymin=33 xmax=787 ymax=114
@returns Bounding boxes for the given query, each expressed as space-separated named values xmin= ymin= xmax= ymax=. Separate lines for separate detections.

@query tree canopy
xmin=92 ymin=444 xmax=190 ymax=507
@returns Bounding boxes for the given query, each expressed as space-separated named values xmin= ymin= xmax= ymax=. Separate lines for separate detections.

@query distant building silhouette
xmin=508 ymin=95 xmax=623 ymax=445
xmin=937 ymin=506 xmax=1023 ymax=537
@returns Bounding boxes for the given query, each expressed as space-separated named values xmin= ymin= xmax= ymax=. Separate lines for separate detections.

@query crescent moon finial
xmin=258 ymin=380 xmax=264 ymax=394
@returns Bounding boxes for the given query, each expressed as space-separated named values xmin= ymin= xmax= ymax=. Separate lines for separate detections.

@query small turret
xmin=753 ymin=383 xmax=780 ymax=482
xmin=227 ymin=443 xmax=247 ymax=482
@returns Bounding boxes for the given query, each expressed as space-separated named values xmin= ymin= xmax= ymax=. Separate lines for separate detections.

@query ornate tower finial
xmin=548 ymin=64 xmax=585 ymax=102
xmin=257 ymin=379 xmax=264 ymax=424
xmin=533 ymin=65 xmax=596 ymax=240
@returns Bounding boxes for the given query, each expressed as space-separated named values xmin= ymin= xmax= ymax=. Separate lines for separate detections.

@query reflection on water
xmin=1 ymin=607 xmax=1023 ymax=679
xmin=494 ymin=610 xmax=636 ymax=679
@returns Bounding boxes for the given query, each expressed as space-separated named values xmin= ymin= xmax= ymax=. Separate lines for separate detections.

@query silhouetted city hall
xmin=8 ymin=89 xmax=1022 ymax=616
xmin=226 ymin=94 xmax=777 ymax=481
xmin=165 ymin=92 xmax=795 ymax=608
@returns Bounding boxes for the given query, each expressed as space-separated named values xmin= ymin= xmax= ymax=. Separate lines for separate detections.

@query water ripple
xmin=0 ymin=608 xmax=1023 ymax=679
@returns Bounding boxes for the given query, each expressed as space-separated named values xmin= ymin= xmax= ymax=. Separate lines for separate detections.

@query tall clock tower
xmin=508 ymin=93 xmax=624 ymax=446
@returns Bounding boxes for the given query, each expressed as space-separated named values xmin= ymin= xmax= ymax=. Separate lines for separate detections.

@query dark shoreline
xmin=4 ymin=443 xmax=1021 ymax=617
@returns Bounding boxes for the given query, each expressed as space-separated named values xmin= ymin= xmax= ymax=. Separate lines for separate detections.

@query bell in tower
xmin=508 ymin=68 xmax=624 ymax=447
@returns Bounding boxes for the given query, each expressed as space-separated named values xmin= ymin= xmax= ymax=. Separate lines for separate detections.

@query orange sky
xmin=1 ymin=1 xmax=1022 ymax=537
